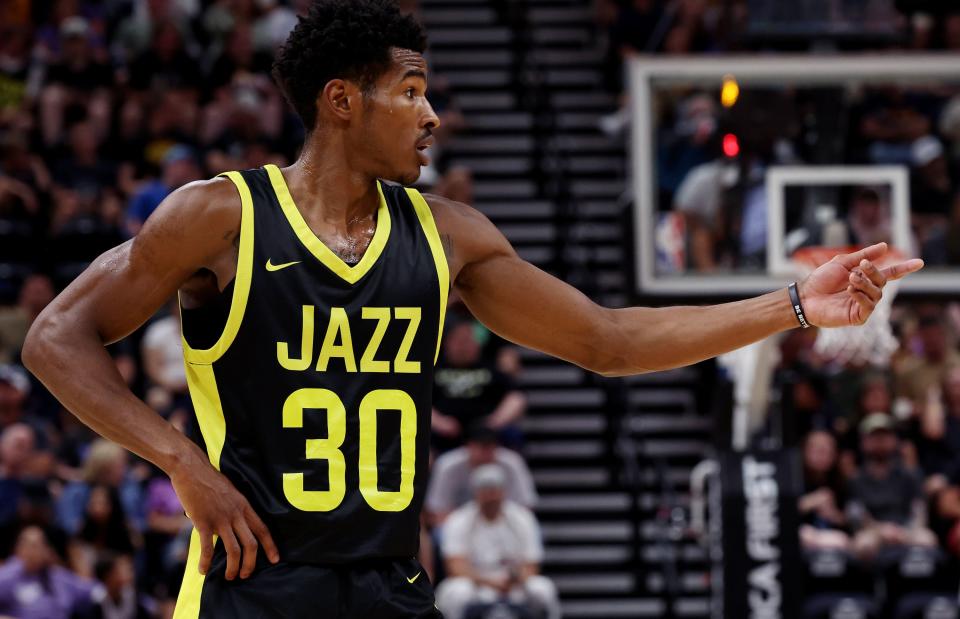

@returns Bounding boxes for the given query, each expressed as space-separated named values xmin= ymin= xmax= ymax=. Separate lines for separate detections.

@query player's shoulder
xmin=165 ymin=176 xmax=242 ymax=219
xmin=418 ymin=192 xmax=512 ymax=259
xmin=419 ymin=192 xmax=489 ymax=228
xmin=142 ymin=176 xmax=242 ymax=238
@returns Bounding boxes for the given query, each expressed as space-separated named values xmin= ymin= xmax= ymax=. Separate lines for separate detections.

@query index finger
xmin=836 ymin=242 xmax=888 ymax=269
xmin=881 ymin=258 xmax=925 ymax=281
xmin=245 ymin=504 xmax=279 ymax=564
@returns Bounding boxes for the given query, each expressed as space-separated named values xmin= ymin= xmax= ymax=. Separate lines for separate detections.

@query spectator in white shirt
xmin=141 ymin=302 xmax=188 ymax=418
xmin=436 ymin=465 xmax=560 ymax=619
xmin=426 ymin=424 xmax=537 ymax=526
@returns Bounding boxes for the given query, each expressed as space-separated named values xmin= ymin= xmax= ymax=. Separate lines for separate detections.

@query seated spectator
xmin=799 ymin=430 xmax=850 ymax=551
xmin=72 ymin=484 xmax=138 ymax=576
xmin=126 ymin=20 xmax=203 ymax=96
xmin=432 ymin=319 xmax=527 ymax=451
xmin=141 ymin=301 xmax=189 ymax=420
xmin=0 ymin=364 xmax=32 ymax=428
xmin=436 ymin=465 xmax=560 ymax=619
xmin=90 ymin=553 xmax=154 ymax=619
xmin=847 ymin=413 xmax=937 ymax=562
xmin=38 ymin=17 xmax=113 ymax=147
xmin=894 ymin=309 xmax=960 ymax=408
xmin=425 ymin=424 xmax=537 ymax=526
xmin=0 ymin=274 xmax=53 ymax=364
xmin=125 ymin=145 xmax=201 ymax=236
xmin=52 ymin=121 xmax=117 ymax=201
xmin=252 ymin=0 xmax=300 ymax=53
xmin=0 ymin=422 xmax=36 ymax=553
xmin=56 ymin=440 xmax=143 ymax=537
xmin=922 ymin=190 xmax=960 ymax=265
xmin=846 ymin=188 xmax=892 ymax=247
xmin=835 ymin=372 xmax=895 ymax=478
xmin=207 ymin=23 xmax=273 ymax=95
xmin=142 ymin=470 xmax=188 ymax=600
xmin=199 ymin=71 xmax=284 ymax=155
xmin=443 ymin=297 xmax=522 ymax=378
xmin=935 ymin=460 xmax=960 ymax=557
xmin=916 ymin=366 xmax=960 ymax=489
xmin=0 ymin=132 xmax=52 ymax=200
xmin=0 ymin=525 xmax=96 ymax=619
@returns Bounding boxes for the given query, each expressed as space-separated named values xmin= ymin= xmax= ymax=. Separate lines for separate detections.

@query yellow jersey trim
xmin=265 ymin=164 xmax=391 ymax=285
xmin=180 ymin=171 xmax=254 ymax=365
xmin=404 ymin=188 xmax=449 ymax=364
xmin=184 ymin=363 xmax=228 ymax=470
xmin=172 ymin=529 xmax=205 ymax=619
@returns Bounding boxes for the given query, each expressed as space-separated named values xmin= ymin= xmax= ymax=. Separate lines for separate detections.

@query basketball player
xmin=21 ymin=1 xmax=922 ymax=617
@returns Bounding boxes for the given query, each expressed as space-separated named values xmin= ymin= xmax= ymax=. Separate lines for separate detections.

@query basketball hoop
xmin=791 ymin=245 xmax=906 ymax=367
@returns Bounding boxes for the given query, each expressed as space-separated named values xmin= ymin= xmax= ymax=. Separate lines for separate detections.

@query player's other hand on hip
xmin=170 ymin=449 xmax=280 ymax=580
xmin=798 ymin=242 xmax=924 ymax=328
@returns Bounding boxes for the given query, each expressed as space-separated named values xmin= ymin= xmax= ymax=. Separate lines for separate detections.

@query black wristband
xmin=788 ymin=282 xmax=810 ymax=329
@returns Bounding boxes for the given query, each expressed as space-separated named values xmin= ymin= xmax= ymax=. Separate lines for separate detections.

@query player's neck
xmin=284 ymin=137 xmax=381 ymax=225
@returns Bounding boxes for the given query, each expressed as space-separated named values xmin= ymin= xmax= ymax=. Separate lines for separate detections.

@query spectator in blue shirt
xmin=125 ymin=145 xmax=200 ymax=236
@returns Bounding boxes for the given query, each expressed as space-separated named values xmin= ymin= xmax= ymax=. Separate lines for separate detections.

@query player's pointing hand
xmin=170 ymin=449 xmax=280 ymax=580
xmin=796 ymin=242 xmax=924 ymax=328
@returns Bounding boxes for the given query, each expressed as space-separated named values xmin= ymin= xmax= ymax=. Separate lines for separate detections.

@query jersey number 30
xmin=281 ymin=388 xmax=416 ymax=512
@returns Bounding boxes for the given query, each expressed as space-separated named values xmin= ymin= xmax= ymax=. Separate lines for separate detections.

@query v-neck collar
xmin=265 ymin=164 xmax=391 ymax=285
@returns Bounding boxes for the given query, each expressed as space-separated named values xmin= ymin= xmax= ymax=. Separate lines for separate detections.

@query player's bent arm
xmin=428 ymin=195 xmax=798 ymax=377
xmin=22 ymin=178 xmax=239 ymax=472
xmin=22 ymin=179 xmax=278 ymax=579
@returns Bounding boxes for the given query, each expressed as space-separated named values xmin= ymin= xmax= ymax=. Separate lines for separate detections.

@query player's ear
xmin=320 ymin=79 xmax=356 ymax=122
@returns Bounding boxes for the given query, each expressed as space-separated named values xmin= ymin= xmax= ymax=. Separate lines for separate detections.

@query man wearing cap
xmin=847 ymin=412 xmax=936 ymax=562
xmin=39 ymin=16 xmax=113 ymax=148
xmin=425 ymin=423 xmax=537 ymax=527
xmin=437 ymin=464 xmax=559 ymax=619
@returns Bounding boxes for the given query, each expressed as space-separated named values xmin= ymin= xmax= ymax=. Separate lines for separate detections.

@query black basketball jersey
xmin=179 ymin=164 xmax=448 ymax=564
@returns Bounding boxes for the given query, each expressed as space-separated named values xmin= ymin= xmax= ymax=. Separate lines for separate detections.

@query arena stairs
xmin=422 ymin=1 xmax=716 ymax=616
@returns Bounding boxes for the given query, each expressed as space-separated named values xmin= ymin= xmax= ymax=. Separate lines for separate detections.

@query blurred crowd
xmin=782 ymin=302 xmax=960 ymax=612
xmin=6 ymin=0 xmax=960 ymax=617
xmin=0 ymin=0 xmax=559 ymax=618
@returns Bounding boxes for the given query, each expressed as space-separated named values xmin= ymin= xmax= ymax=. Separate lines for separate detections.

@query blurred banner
xmin=720 ymin=450 xmax=804 ymax=619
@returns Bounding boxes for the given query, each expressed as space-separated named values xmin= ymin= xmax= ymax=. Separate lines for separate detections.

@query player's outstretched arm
xmin=22 ymin=179 xmax=278 ymax=579
xmin=428 ymin=195 xmax=922 ymax=377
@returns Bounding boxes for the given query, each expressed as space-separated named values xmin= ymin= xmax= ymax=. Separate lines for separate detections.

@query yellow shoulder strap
xmin=404 ymin=188 xmax=449 ymax=365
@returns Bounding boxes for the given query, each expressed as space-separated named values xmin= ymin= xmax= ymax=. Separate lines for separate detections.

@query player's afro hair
xmin=272 ymin=0 xmax=427 ymax=132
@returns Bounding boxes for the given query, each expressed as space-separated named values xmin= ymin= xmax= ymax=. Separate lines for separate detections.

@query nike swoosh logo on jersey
xmin=407 ymin=571 xmax=421 ymax=584
xmin=265 ymin=259 xmax=301 ymax=272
